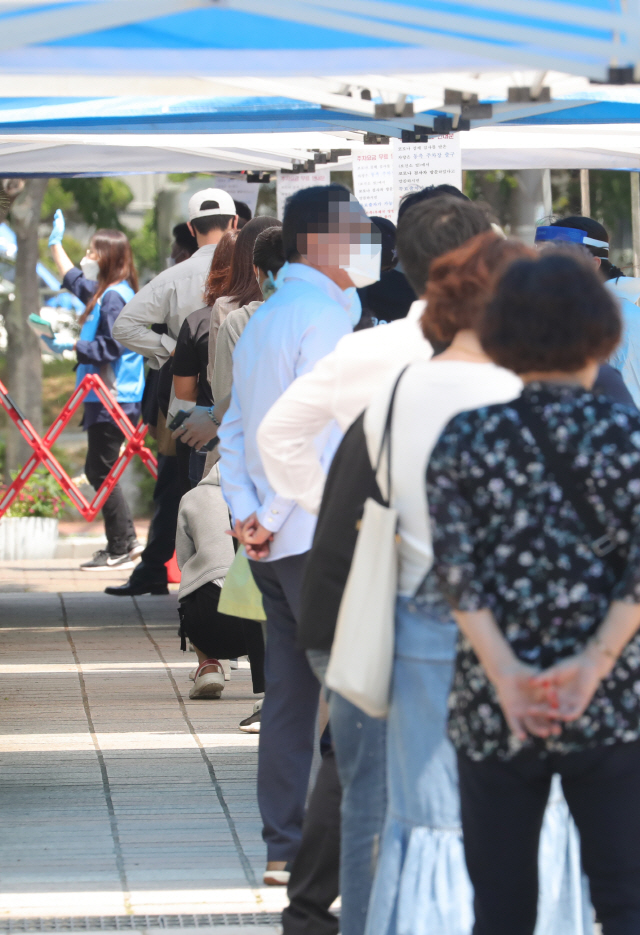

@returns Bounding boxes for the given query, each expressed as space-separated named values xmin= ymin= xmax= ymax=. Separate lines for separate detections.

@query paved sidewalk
xmin=0 ymin=565 xmax=287 ymax=933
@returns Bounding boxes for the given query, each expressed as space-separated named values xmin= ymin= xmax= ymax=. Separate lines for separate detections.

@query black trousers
xmin=85 ymin=421 xmax=135 ymax=555
xmin=282 ymin=744 xmax=341 ymax=935
xmin=179 ymin=581 xmax=265 ymax=694
xmin=457 ymin=739 xmax=640 ymax=935
xmin=131 ymin=454 xmax=181 ymax=586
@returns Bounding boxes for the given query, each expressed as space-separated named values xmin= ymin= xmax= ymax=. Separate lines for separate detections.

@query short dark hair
xmin=369 ymin=216 xmax=396 ymax=271
xmin=397 ymin=183 xmax=468 ymax=224
xmin=234 ymin=200 xmax=252 ymax=228
xmin=191 ymin=212 xmax=235 ymax=235
xmin=282 ymin=184 xmax=352 ymax=261
xmin=480 ymin=252 xmax=622 ymax=373
xmin=397 ymin=196 xmax=491 ymax=295
xmin=548 ymin=215 xmax=624 ymax=280
xmin=253 ymin=226 xmax=285 ymax=276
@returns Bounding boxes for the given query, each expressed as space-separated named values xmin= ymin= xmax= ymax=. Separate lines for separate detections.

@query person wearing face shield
xmin=216 ymin=185 xmax=381 ymax=888
xmin=47 ymin=210 xmax=145 ymax=571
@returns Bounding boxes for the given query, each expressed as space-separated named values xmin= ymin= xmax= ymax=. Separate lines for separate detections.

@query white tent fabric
xmin=1 ymin=126 xmax=640 ymax=175
xmin=0 ymin=1 xmax=638 ymax=82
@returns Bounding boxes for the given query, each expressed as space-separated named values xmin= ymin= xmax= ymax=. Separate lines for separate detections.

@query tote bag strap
xmin=375 ymin=366 xmax=409 ymax=508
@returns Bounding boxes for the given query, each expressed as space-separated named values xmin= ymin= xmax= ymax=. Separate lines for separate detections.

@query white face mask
xmin=340 ymin=241 xmax=382 ymax=289
xmin=80 ymin=255 xmax=100 ymax=281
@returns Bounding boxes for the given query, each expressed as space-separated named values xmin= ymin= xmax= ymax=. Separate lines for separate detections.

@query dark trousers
xmin=249 ymin=552 xmax=320 ymax=862
xmin=131 ymin=454 xmax=181 ymax=585
xmin=457 ymin=739 xmax=640 ymax=935
xmin=85 ymin=421 xmax=135 ymax=555
xmin=179 ymin=581 xmax=266 ymax=694
xmin=282 ymin=745 xmax=341 ymax=935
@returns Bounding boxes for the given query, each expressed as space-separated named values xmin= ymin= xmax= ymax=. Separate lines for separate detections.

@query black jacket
xmin=298 ymin=413 xmax=383 ymax=651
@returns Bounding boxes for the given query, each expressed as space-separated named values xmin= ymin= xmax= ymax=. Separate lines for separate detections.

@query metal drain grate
xmin=0 ymin=916 xmax=282 ymax=932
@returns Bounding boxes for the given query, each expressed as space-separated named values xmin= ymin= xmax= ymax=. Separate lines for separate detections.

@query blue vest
xmin=76 ymin=281 xmax=145 ymax=405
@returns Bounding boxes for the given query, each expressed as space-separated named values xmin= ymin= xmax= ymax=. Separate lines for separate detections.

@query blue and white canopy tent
xmin=1 ymin=1 xmax=639 ymax=83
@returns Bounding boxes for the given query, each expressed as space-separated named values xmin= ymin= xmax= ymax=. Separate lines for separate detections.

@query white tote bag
xmin=325 ymin=370 xmax=405 ymax=718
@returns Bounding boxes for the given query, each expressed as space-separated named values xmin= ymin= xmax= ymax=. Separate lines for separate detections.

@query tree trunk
xmin=4 ymin=178 xmax=47 ymax=479
xmin=511 ymin=170 xmax=544 ymax=245
xmin=0 ymin=179 xmax=25 ymax=225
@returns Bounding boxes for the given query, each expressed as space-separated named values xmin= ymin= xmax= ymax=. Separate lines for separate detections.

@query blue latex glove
xmin=41 ymin=334 xmax=75 ymax=354
xmin=48 ymin=209 xmax=65 ymax=247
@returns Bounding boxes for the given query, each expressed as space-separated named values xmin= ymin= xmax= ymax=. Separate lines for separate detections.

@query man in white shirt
xmin=113 ymin=187 xmax=238 ymax=366
xmin=106 ymin=189 xmax=237 ymax=598
xmin=218 ymin=185 xmax=381 ymax=886
xmin=257 ymin=191 xmax=489 ymax=935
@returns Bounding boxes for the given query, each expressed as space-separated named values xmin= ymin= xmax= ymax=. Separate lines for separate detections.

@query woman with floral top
xmin=426 ymin=250 xmax=640 ymax=935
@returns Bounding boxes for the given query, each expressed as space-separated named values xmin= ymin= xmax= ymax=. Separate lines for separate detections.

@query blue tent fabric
xmin=0 ymin=1 xmax=637 ymax=80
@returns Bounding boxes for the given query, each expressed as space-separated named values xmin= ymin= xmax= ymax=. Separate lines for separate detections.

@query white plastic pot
xmin=0 ymin=516 xmax=59 ymax=559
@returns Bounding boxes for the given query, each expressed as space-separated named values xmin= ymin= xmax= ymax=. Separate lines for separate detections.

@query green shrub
xmin=1 ymin=467 xmax=70 ymax=519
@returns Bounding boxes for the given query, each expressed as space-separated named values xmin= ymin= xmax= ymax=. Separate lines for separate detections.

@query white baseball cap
xmin=188 ymin=188 xmax=237 ymax=221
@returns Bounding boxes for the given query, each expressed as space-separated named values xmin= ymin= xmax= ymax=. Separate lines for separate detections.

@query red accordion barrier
xmin=0 ymin=373 xmax=157 ymax=520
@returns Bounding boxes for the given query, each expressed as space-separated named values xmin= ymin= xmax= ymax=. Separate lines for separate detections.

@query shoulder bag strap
xmin=375 ymin=366 xmax=409 ymax=508
xmin=513 ymin=396 xmax=625 ymax=576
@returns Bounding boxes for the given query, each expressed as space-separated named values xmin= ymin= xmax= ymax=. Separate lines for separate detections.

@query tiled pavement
xmin=0 ymin=563 xmax=286 ymax=933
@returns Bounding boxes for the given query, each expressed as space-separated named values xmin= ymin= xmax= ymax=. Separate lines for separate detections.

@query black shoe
xmin=104 ymin=576 xmax=169 ymax=597
xmin=81 ymin=550 xmax=135 ymax=572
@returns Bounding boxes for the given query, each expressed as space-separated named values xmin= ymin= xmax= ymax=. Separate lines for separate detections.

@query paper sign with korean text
xmin=352 ymin=145 xmax=394 ymax=221
xmin=276 ymin=168 xmax=331 ymax=220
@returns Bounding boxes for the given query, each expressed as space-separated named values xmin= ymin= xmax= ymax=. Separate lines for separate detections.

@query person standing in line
xmin=426 ymin=251 xmax=640 ymax=935
xmin=218 ymin=185 xmax=381 ymax=887
xmin=364 ymin=234 xmax=590 ymax=935
xmin=535 ymin=216 xmax=640 ymax=407
xmin=173 ymin=217 xmax=282 ymax=459
xmin=171 ymin=229 xmax=237 ymax=495
xmin=257 ymin=192 xmax=475 ymax=935
xmin=47 ymin=211 xmax=144 ymax=571
xmin=106 ymin=189 xmax=238 ymax=597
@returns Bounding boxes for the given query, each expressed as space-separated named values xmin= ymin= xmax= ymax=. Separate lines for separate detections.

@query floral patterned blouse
xmin=422 ymin=381 xmax=640 ymax=761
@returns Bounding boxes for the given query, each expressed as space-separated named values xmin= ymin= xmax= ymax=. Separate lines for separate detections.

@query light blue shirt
xmin=218 ymin=264 xmax=354 ymax=562
xmin=607 ymin=277 xmax=640 ymax=408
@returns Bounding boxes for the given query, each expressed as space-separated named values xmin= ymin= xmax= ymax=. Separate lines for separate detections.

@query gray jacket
xmin=175 ymin=463 xmax=235 ymax=600
xmin=113 ymin=244 xmax=216 ymax=369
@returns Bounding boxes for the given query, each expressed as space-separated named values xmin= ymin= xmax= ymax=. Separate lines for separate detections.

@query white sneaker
xmin=220 ymin=659 xmax=232 ymax=681
xmin=188 ymin=659 xmax=225 ymax=699
xmin=263 ymin=862 xmax=292 ymax=886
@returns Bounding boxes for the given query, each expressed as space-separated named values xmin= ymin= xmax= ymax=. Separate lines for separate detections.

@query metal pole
xmin=580 ymin=169 xmax=591 ymax=216
xmin=631 ymin=171 xmax=640 ymax=277
xmin=542 ymin=169 xmax=552 ymax=218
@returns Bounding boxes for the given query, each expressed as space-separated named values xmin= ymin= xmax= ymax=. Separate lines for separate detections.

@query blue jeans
xmin=329 ymin=691 xmax=387 ymax=935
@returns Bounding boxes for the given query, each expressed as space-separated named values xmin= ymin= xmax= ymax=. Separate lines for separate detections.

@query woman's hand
xmin=531 ymin=645 xmax=612 ymax=723
xmin=491 ymin=659 xmax=562 ymax=741
xmin=172 ymin=406 xmax=217 ymax=448
xmin=48 ymin=209 xmax=65 ymax=247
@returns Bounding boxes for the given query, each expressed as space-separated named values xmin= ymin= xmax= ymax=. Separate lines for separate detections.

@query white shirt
xmin=258 ymin=301 xmax=433 ymax=515
xmin=365 ymin=359 xmax=523 ymax=596
xmin=218 ymin=264 xmax=353 ymax=562
xmin=113 ymin=244 xmax=215 ymax=369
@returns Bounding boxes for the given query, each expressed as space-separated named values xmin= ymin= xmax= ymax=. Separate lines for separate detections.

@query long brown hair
xmin=203 ymin=229 xmax=238 ymax=306
xmin=80 ymin=229 xmax=138 ymax=325
xmin=422 ymin=231 xmax=536 ymax=344
xmin=224 ymin=216 xmax=281 ymax=307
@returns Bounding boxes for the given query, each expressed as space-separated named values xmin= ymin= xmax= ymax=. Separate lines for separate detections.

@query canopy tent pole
xmin=631 ymin=172 xmax=640 ymax=278
xmin=580 ymin=169 xmax=591 ymax=216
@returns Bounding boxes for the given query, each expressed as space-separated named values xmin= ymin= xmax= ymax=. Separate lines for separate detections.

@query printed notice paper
xmin=393 ymin=135 xmax=462 ymax=217
xmin=276 ymin=168 xmax=331 ymax=220
xmin=352 ymin=145 xmax=394 ymax=221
